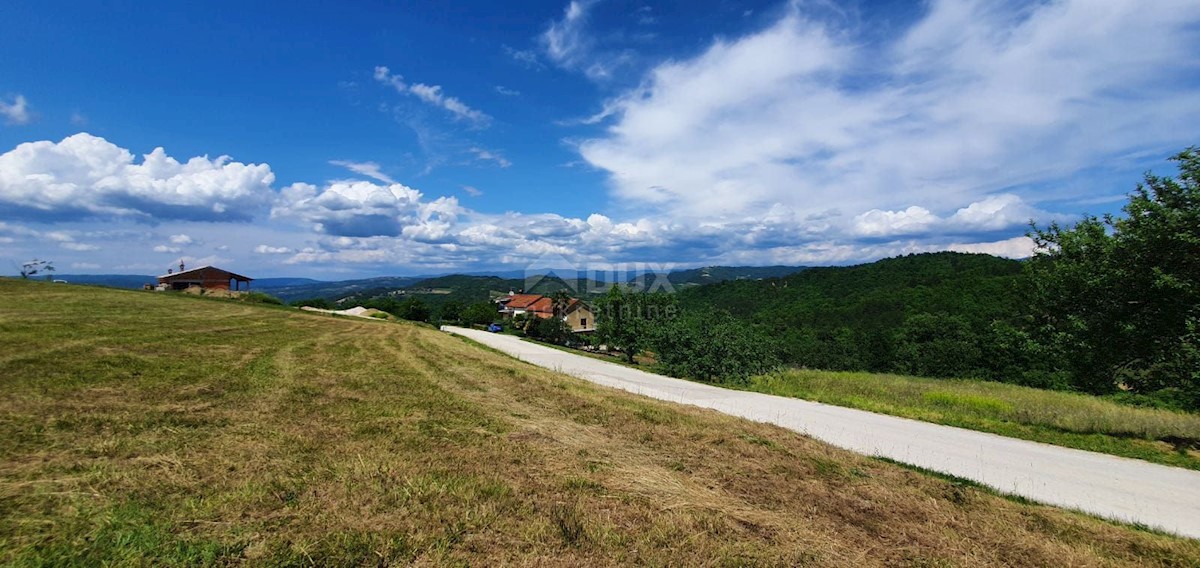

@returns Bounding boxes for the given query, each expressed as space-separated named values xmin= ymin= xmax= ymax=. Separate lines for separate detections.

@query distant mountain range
xmin=38 ymin=265 xmax=811 ymax=303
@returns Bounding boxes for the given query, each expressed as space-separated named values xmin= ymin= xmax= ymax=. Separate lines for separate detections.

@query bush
xmin=291 ymin=297 xmax=333 ymax=309
xmin=242 ymin=292 xmax=283 ymax=305
xmin=525 ymin=317 xmax=572 ymax=345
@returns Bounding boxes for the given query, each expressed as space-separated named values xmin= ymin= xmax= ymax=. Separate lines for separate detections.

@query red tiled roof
xmin=503 ymin=294 xmax=545 ymax=309
xmin=526 ymin=297 xmax=555 ymax=314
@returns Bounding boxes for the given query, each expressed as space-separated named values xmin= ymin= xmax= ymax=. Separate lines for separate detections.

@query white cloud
xmin=71 ymin=262 xmax=101 ymax=270
xmin=469 ymin=147 xmax=511 ymax=168
xmin=254 ymin=244 xmax=294 ymax=254
xmin=948 ymin=194 xmax=1044 ymax=231
xmin=946 ymin=236 xmax=1037 ymax=259
xmin=169 ymin=234 xmax=194 ymax=245
xmin=70 ymin=111 xmax=87 ymax=126
xmin=272 ymin=179 xmax=462 ymax=241
xmin=578 ymin=0 xmax=1200 ymax=225
xmin=0 ymin=133 xmax=275 ymax=222
xmin=495 ymin=85 xmax=521 ymax=96
xmin=154 ymin=245 xmax=181 ymax=253
xmin=0 ymin=94 xmax=31 ymax=125
xmin=540 ymin=0 xmax=632 ymax=81
xmin=542 ymin=1 xmax=596 ymax=66
xmin=853 ymin=206 xmax=938 ymax=237
xmin=461 ymin=185 xmax=483 ymax=197
xmin=503 ymin=45 xmax=544 ymax=69
xmin=373 ymin=66 xmax=491 ymax=126
xmin=329 ymin=160 xmax=396 ymax=184
xmin=60 ymin=242 xmax=98 ymax=251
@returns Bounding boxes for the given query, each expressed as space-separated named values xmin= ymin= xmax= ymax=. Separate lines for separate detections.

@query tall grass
xmin=752 ymin=369 xmax=1200 ymax=468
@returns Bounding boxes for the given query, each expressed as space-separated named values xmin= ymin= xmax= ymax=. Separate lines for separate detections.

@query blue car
xmin=487 ymin=323 xmax=503 ymax=333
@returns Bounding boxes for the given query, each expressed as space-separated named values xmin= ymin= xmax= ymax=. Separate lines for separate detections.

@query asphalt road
xmin=443 ymin=326 xmax=1200 ymax=539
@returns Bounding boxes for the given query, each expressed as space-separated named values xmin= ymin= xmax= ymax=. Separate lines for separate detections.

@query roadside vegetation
xmin=748 ymin=369 xmax=1200 ymax=470
xmin=3 ymin=279 xmax=1199 ymax=565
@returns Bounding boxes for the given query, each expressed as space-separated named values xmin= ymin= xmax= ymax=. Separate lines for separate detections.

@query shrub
xmin=242 ymin=292 xmax=283 ymax=305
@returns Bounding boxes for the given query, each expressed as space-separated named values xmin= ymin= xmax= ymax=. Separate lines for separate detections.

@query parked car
xmin=487 ymin=323 xmax=503 ymax=333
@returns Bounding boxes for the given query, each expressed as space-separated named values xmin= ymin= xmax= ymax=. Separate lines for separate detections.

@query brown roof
xmin=157 ymin=265 xmax=252 ymax=282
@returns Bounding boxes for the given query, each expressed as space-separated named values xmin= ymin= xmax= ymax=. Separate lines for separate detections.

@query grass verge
xmin=2 ymin=278 xmax=1198 ymax=565
xmin=747 ymin=369 xmax=1200 ymax=470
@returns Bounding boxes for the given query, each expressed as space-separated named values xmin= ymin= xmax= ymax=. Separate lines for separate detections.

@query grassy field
xmin=2 ymin=279 xmax=1199 ymax=566
xmin=748 ymin=369 xmax=1200 ymax=470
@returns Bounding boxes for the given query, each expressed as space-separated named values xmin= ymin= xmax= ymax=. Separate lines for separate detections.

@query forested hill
xmin=676 ymin=252 xmax=1029 ymax=378
xmin=657 ymin=265 xmax=808 ymax=288
xmin=680 ymin=252 xmax=1022 ymax=323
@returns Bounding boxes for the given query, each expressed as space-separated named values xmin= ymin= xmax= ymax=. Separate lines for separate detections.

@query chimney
xmin=179 ymin=261 xmax=185 ymax=272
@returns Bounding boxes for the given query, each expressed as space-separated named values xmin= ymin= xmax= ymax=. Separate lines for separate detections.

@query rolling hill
xmin=0 ymin=278 xmax=1196 ymax=565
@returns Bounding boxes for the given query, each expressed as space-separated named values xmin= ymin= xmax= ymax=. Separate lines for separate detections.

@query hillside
xmin=677 ymin=252 xmax=1028 ymax=378
xmin=659 ymin=265 xmax=808 ymax=288
xmin=0 ymin=279 xmax=1197 ymax=565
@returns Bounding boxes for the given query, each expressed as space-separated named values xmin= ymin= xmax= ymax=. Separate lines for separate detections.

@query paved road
xmin=443 ymin=326 xmax=1200 ymax=539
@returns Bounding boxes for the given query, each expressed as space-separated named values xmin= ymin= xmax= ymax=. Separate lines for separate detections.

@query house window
xmin=580 ymin=318 xmax=587 ymax=328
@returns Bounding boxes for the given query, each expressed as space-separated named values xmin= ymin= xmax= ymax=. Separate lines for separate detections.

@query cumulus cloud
xmin=272 ymin=180 xmax=462 ymax=241
xmin=373 ymin=66 xmax=491 ymax=126
xmin=329 ymin=160 xmax=396 ymax=184
xmin=0 ymin=95 xmax=31 ymax=125
xmin=947 ymin=194 xmax=1045 ymax=231
xmin=578 ymin=0 xmax=1200 ymax=224
xmin=153 ymin=245 xmax=180 ymax=253
xmin=0 ymin=133 xmax=275 ymax=222
xmin=946 ymin=236 xmax=1037 ymax=259
xmin=254 ymin=244 xmax=294 ymax=254
xmin=853 ymin=206 xmax=938 ymax=237
xmin=169 ymin=234 xmax=194 ymax=245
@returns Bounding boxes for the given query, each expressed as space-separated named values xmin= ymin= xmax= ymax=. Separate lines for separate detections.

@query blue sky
xmin=1 ymin=0 xmax=1198 ymax=278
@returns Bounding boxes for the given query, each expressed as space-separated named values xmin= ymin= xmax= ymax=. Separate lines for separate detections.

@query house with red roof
xmin=496 ymin=292 xmax=595 ymax=332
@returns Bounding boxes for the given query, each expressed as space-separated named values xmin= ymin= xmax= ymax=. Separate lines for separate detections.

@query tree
xmin=291 ymin=297 xmax=334 ymax=310
xmin=463 ymin=302 xmax=499 ymax=326
xmin=396 ymin=298 xmax=431 ymax=322
xmin=892 ymin=313 xmax=981 ymax=379
xmin=550 ymin=289 xmax=572 ymax=317
xmin=526 ymin=316 xmax=572 ymax=345
xmin=1028 ymin=147 xmax=1200 ymax=406
xmin=650 ymin=311 xmax=780 ymax=383
xmin=594 ymin=285 xmax=676 ymax=363
xmin=439 ymin=300 xmax=465 ymax=323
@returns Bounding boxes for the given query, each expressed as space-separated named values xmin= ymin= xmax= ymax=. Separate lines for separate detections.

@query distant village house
xmin=496 ymin=292 xmax=595 ymax=333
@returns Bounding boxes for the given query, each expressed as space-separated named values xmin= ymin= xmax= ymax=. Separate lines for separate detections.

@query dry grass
xmin=1 ymin=278 xmax=1198 ymax=566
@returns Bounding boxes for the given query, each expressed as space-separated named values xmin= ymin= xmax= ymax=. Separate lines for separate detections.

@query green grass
xmin=748 ymin=369 xmax=1200 ymax=469
xmin=2 ymin=278 xmax=1199 ymax=566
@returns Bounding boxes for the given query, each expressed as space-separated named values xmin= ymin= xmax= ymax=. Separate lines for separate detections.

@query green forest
xmin=590 ymin=147 xmax=1200 ymax=412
